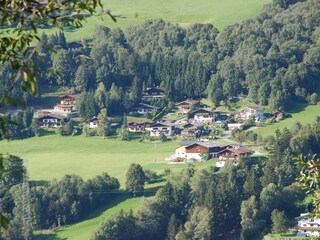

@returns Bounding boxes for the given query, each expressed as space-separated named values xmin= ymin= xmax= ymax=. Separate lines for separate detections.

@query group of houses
xmin=165 ymin=140 xmax=255 ymax=167
xmin=36 ymin=94 xmax=77 ymax=128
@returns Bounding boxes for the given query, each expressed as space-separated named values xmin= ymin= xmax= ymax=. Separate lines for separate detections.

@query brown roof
xmin=176 ymin=99 xmax=200 ymax=106
xmin=37 ymin=114 xmax=66 ymax=120
xmin=59 ymin=94 xmax=78 ymax=99
xmin=218 ymin=146 xmax=254 ymax=155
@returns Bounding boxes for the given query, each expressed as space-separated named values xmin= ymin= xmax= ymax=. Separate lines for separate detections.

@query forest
xmin=1 ymin=0 xmax=320 ymax=118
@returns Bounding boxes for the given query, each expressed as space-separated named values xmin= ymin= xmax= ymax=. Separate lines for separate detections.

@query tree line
xmin=1 ymin=0 xmax=317 ymax=122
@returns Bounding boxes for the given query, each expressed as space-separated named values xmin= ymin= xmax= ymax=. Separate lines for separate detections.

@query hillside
xmin=42 ymin=0 xmax=272 ymax=40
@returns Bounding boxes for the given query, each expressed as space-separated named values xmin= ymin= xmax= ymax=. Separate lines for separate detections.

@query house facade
xmin=170 ymin=141 xmax=224 ymax=162
xmin=192 ymin=108 xmax=220 ymax=123
xmin=180 ymin=123 xmax=204 ymax=137
xmin=134 ymin=103 xmax=159 ymax=115
xmin=146 ymin=122 xmax=175 ymax=137
xmin=296 ymin=213 xmax=320 ymax=237
xmin=37 ymin=114 xmax=66 ymax=128
xmin=127 ymin=121 xmax=153 ymax=133
xmin=234 ymin=107 xmax=264 ymax=122
xmin=216 ymin=145 xmax=254 ymax=167
xmin=54 ymin=94 xmax=77 ymax=113
xmin=176 ymin=100 xmax=200 ymax=115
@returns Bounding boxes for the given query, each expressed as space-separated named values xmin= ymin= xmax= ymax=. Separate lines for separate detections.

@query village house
xmin=176 ymin=100 xmax=200 ymax=115
xmin=143 ymin=87 xmax=165 ymax=99
xmin=37 ymin=114 xmax=67 ymax=128
xmin=216 ymin=145 xmax=255 ymax=167
xmin=127 ymin=121 xmax=154 ymax=133
xmin=167 ymin=140 xmax=225 ymax=162
xmin=146 ymin=122 xmax=175 ymax=137
xmin=234 ymin=107 xmax=264 ymax=122
xmin=192 ymin=108 xmax=221 ymax=124
xmin=54 ymin=94 xmax=77 ymax=113
xmin=89 ymin=116 xmax=115 ymax=129
xmin=295 ymin=213 xmax=320 ymax=237
xmin=180 ymin=123 xmax=204 ymax=137
xmin=274 ymin=110 xmax=287 ymax=120
xmin=134 ymin=103 xmax=160 ymax=115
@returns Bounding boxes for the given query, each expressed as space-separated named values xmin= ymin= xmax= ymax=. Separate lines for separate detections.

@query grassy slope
xmin=253 ymin=104 xmax=320 ymax=137
xmin=40 ymin=0 xmax=271 ymax=41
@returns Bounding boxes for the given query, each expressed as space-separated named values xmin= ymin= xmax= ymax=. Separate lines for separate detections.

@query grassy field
xmin=1 ymin=135 xmax=218 ymax=240
xmin=40 ymin=0 xmax=271 ymax=41
xmin=0 ymin=135 xmax=217 ymax=186
xmin=253 ymin=104 xmax=320 ymax=137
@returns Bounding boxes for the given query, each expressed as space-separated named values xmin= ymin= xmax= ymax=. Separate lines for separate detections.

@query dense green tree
xmin=240 ymin=196 xmax=260 ymax=240
xmin=125 ymin=164 xmax=146 ymax=196
xmin=271 ymin=210 xmax=288 ymax=234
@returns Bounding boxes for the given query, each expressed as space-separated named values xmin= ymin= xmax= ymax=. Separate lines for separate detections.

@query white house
xmin=167 ymin=140 xmax=224 ymax=162
xmin=296 ymin=213 xmax=320 ymax=237
xmin=135 ymin=103 xmax=159 ymax=115
xmin=234 ymin=107 xmax=264 ymax=122
xmin=192 ymin=108 xmax=220 ymax=123
xmin=146 ymin=122 xmax=175 ymax=137
xmin=37 ymin=114 xmax=66 ymax=128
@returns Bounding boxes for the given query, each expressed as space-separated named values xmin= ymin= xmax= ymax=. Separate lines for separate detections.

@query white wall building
xmin=296 ymin=213 xmax=320 ymax=237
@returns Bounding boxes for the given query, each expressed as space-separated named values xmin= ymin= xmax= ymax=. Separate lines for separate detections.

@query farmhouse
xmin=216 ymin=145 xmax=254 ymax=167
xmin=134 ymin=103 xmax=160 ymax=115
xmin=274 ymin=110 xmax=287 ymax=120
xmin=127 ymin=121 xmax=154 ymax=133
xmin=295 ymin=213 xmax=320 ymax=237
xmin=146 ymin=122 xmax=175 ymax=137
xmin=176 ymin=100 xmax=200 ymax=115
xmin=168 ymin=140 xmax=225 ymax=162
xmin=37 ymin=114 xmax=66 ymax=128
xmin=192 ymin=108 xmax=220 ymax=123
xmin=180 ymin=123 xmax=204 ymax=137
xmin=143 ymin=87 xmax=165 ymax=99
xmin=54 ymin=94 xmax=77 ymax=113
xmin=234 ymin=107 xmax=264 ymax=122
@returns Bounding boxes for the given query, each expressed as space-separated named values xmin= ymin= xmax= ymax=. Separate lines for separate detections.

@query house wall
xmin=194 ymin=114 xmax=214 ymax=123
xmin=149 ymin=126 xmax=173 ymax=136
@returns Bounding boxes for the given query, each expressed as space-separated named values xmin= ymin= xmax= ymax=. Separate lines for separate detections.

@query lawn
xmin=39 ymin=0 xmax=271 ymax=41
xmin=0 ymin=135 xmax=217 ymax=186
xmin=253 ymin=104 xmax=320 ymax=137
xmin=35 ymin=194 xmax=149 ymax=240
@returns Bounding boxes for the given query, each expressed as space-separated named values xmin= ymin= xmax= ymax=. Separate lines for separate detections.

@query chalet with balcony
xmin=176 ymin=100 xmax=200 ymax=115
xmin=143 ymin=87 xmax=165 ymax=99
xmin=134 ymin=103 xmax=160 ymax=115
xmin=216 ymin=145 xmax=254 ymax=167
xmin=296 ymin=213 xmax=320 ymax=237
xmin=234 ymin=107 xmax=264 ymax=122
xmin=146 ymin=122 xmax=175 ymax=137
xmin=54 ymin=94 xmax=77 ymax=113
xmin=167 ymin=140 xmax=225 ymax=162
xmin=127 ymin=121 xmax=154 ymax=133
xmin=192 ymin=108 xmax=221 ymax=124
xmin=180 ymin=123 xmax=204 ymax=137
xmin=37 ymin=114 xmax=66 ymax=128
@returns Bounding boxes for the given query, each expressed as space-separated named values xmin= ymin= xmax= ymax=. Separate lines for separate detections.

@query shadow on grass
xmin=35 ymin=233 xmax=67 ymax=240
xmin=287 ymin=103 xmax=307 ymax=114
xmin=30 ymin=180 xmax=49 ymax=187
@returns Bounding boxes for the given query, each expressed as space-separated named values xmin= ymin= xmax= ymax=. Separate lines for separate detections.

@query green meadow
xmin=253 ymin=104 xmax=320 ymax=137
xmin=1 ymin=135 xmax=216 ymax=240
xmin=40 ymin=0 xmax=272 ymax=41
xmin=0 ymin=135 xmax=216 ymax=186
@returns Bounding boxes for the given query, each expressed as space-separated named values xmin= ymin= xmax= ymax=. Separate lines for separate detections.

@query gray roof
xmin=179 ymin=140 xmax=223 ymax=148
